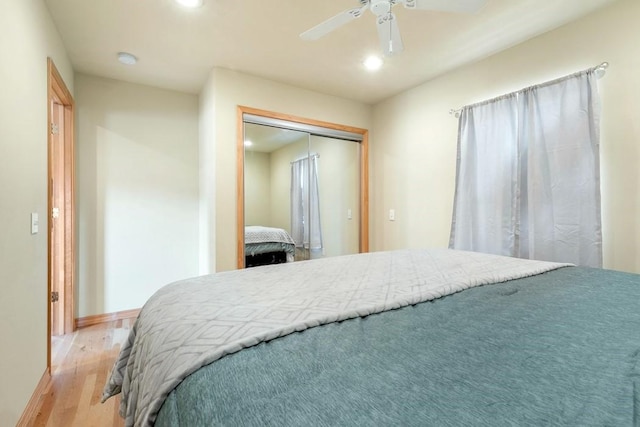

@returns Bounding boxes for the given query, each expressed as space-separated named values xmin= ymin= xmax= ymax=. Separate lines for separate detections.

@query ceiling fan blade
xmin=401 ymin=0 xmax=487 ymax=14
xmin=376 ymin=12 xmax=404 ymax=56
xmin=300 ymin=5 xmax=368 ymax=41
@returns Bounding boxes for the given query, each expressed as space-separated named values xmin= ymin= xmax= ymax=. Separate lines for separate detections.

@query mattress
xmin=245 ymin=226 xmax=295 ymax=261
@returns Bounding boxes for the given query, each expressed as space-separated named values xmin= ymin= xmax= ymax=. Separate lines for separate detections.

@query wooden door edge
xmin=47 ymin=58 xmax=75 ymax=371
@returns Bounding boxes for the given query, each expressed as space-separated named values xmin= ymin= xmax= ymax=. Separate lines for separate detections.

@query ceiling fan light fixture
xmin=363 ymin=55 xmax=383 ymax=71
xmin=175 ymin=0 xmax=203 ymax=8
xmin=301 ymin=0 xmax=487 ymax=56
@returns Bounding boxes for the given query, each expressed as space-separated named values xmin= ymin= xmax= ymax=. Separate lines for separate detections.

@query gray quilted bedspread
xmin=102 ymin=248 xmax=569 ymax=427
xmin=157 ymin=266 xmax=640 ymax=426
xmin=245 ymin=225 xmax=295 ymax=245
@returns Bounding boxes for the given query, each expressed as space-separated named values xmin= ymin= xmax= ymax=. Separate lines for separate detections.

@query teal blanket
xmin=156 ymin=267 xmax=640 ymax=426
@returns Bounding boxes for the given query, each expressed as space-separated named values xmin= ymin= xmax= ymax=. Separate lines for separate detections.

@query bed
xmin=103 ymin=248 xmax=640 ymax=427
xmin=244 ymin=225 xmax=295 ymax=267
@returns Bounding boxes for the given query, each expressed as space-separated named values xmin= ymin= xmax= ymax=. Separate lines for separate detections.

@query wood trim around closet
xmin=236 ymin=106 xmax=369 ymax=269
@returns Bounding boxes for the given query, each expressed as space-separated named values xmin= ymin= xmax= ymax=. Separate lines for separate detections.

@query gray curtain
xmin=450 ymin=69 xmax=602 ymax=267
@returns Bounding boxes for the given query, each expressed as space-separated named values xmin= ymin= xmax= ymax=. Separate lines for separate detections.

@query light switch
xmin=389 ymin=209 xmax=395 ymax=221
xmin=347 ymin=209 xmax=352 ymax=220
xmin=31 ymin=213 xmax=39 ymax=234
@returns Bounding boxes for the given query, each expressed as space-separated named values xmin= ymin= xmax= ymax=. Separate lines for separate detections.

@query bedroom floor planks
xmin=27 ymin=318 xmax=132 ymax=426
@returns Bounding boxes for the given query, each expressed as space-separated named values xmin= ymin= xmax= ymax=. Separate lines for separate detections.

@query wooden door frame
xmin=47 ymin=58 xmax=75 ymax=370
xmin=236 ymin=106 xmax=369 ymax=269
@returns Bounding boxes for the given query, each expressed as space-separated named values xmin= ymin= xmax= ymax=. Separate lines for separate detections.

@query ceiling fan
xmin=300 ymin=0 xmax=487 ymax=56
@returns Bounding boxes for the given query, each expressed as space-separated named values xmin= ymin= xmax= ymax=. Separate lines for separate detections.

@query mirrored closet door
xmin=237 ymin=107 xmax=368 ymax=269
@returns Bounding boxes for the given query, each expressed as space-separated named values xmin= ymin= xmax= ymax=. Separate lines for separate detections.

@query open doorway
xmin=47 ymin=58 xmax=75 ymax=370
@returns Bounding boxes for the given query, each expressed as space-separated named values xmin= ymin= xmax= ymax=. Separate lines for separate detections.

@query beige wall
xmin=311 ymin=136 xmax=361 ymax=258
xmin=198 ymin=72 xmax=217 ymax=274
xmin=200 ymin=68 xmax=373 ymax=271
xmin=0 ymin=1 xmax=74 ymax=424
xmin=76 ymin=74 xmax=200 ymax=317
xmin=372 ymin=0 xmax=640 ymax=273
xmin=244 ymin=151 xmax=271 ymax=226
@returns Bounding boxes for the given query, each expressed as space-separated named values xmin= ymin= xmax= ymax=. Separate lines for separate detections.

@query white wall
xmin=76 ymin=74 xmax=200 ymax=317
xmin=372 ymin=0 xmax=640 ymax=273
xmin=244 ymin=151 xmax=271 ymax=226
xmin=0 ymin=1 xmax=73 ymax=424
xmin=311 ymin=136 xmax=361 ymax=257
xmin=200 ymin=68 xmax=373 ymax=271
xmin=199 ymin=72 xmax=217 ymax=274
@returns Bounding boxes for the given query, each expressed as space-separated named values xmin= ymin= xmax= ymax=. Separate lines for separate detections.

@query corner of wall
xmin=198 ymin=70 xmax=217 ymax=274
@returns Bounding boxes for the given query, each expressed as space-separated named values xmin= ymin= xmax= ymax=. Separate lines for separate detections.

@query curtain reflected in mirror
xmin=290 ymin=153 xmax=322 ymax=260
xmin=243 ymin=123 xmax=361 ymax=267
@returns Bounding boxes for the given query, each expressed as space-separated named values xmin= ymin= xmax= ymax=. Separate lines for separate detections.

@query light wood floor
xmin=26 ymin=318 xmax=133 ymax=426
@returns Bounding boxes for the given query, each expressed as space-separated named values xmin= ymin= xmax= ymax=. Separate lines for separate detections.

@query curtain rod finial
xmin=595 ymin=62 xmax=609 ymax=79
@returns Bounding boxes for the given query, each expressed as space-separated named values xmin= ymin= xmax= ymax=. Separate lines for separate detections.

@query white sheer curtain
xmin=290 ymin=159 xmax=305 ymax=250
xmin=519 ymin=72 xmax=602 ymax=266
xmin=291 ymin=156 xmax=323 ymax=258
xmin=450 ymin=95 xmax=520 ymax=257
xmin=450 ymin=69 xmax=602 ymax=267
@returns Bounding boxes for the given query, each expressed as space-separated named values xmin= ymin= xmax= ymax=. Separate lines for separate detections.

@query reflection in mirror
xmin=243 ymin=124 xmax=307 ymax=267
xmin=310 ymin=135 xmax=360 ymax=258
xmin=243 ymin=123 xmax=361 ymax=267
xmin=237 ymin=106 xmax=369 ymax=270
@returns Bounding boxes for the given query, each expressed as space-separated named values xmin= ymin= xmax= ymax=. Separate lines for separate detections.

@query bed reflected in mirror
xmin=244 ymin=124 xmax=307 ymax=267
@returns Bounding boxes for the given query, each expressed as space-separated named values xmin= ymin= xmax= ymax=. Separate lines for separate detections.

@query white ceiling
xmin=244 ymin=123 xmax=307 ymax=153
xmin=44 ymin=0 xmax=618 ymax=104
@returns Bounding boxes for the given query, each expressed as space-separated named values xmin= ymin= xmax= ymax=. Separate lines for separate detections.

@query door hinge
xmin=50 ymin=123 xmax=59 ymax=135
xmin=51 ymin=291 xmax=59 ymax=303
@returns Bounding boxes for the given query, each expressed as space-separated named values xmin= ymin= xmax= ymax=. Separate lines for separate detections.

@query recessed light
xmin=117 ymin=52 xmax=137 ymax=65
xmin=363 ymin=55 xmax=383 ymax=71
xmin=175 ymin=0 xmax=203 ymax=8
